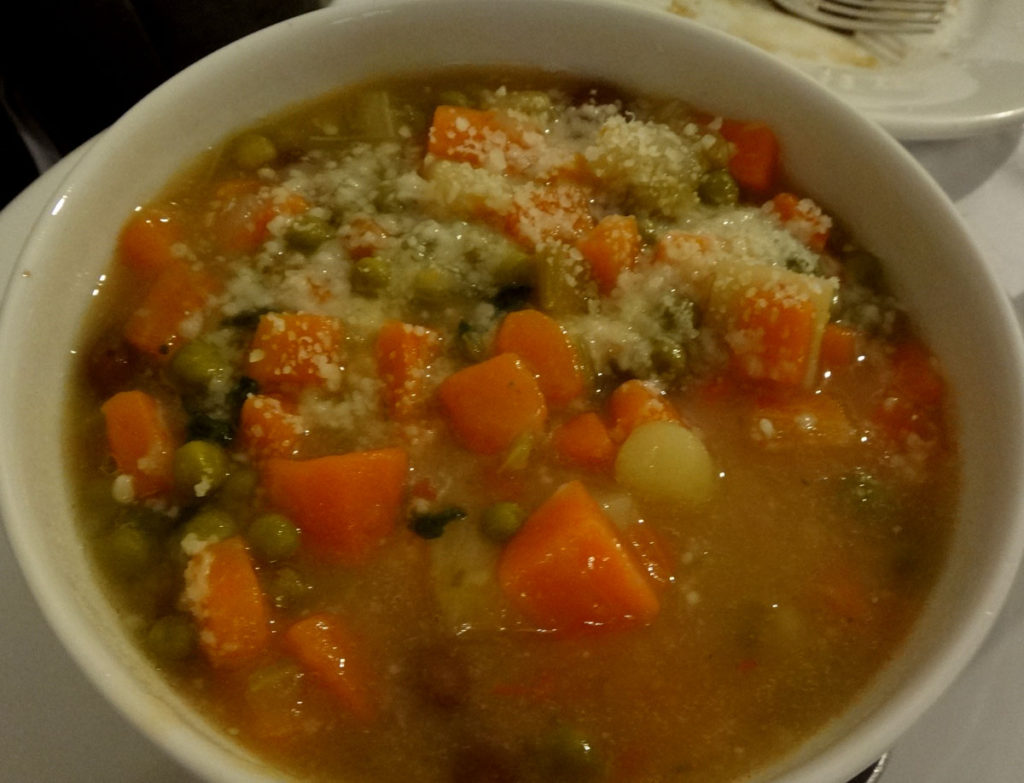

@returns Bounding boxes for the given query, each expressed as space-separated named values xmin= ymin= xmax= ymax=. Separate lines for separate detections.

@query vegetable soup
xmin=69 ymin=70 xmax=957 ymax=782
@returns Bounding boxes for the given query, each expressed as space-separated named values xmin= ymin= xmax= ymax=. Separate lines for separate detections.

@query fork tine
xmin=772 ymin=0 xmax=947 ymax=33
xmin=822 ymin=0 xmax=946 ymax=8
xmin=818 ymin=7 xmax=942 ymax=21
xmin=819 ymin=0 xmax=945 ymax=14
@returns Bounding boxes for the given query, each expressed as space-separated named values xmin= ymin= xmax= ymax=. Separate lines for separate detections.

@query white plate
xmin=628 ymin=0 xmax=1024 ymax=140
xmin=2 ymin=132 xmax=1023 ymax=782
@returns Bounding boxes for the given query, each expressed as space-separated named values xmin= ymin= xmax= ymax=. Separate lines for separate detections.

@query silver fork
xmin=773 ymin=0 xmax=948 ymax=33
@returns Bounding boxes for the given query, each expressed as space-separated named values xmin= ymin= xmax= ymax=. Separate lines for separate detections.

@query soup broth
xmin=69 ymin=69 xmax=957 ymax=782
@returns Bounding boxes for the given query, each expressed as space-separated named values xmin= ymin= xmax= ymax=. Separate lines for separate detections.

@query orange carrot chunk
xmin=873 ymin=341 xmax=946 ymax=443
xmin=100 ymin=389 xmax=177 ymax=498
xmin=819 ymin=323 xmax=860 ymax=376
xmin=607 ymin=379 xmax=681 ymax=442
xmin=375 ymin=320 xmax=441 ymax=420
xmin=438 ymin=353 xmax=548 ymax=455
xmin=123 ymin=260 xmax=215 ymax=357
xmin=427 ymin=106 xmax=526 ymax=170
xmin=719 ymin=119 xmax=780 ymax=198
xmin=212 ymin=179 xmax=308 ymax=253
xmin=184 ymin=536 xmax=270 ymax=669
xmin=505 ymin=180 xmax=595 ymax=249
xmin=751 ymin=389 xmax=856 ymax=447
xmin=551 ymin=411 xmax=615 ymax=472
xmin=498 ymin=480 xmax=659 ymax=634
xmin=239 ymin=394 xmax=305 ymax=460
xmin=767 ymin=192 xmax=831 ymax=253
xmin=261 ymin=449 xmax=408 ymax=564
xmin=246 ymin=312 xmax=345 ymax=394
xmin=117 ymin=207 xmax=184 ymax=277
xmin=283 ymin=613 xmax=375 ymax=721
xmin=731 ymin=285 xmax=820 ymax=387
xmin=493 ymin=309 xmax=584 ymax=408
xmin=576 ymin=214 xmax=641 ymax=294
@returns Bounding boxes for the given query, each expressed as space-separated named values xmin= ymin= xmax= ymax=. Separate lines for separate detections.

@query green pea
xmin=101 ymin=523 xmax=158 ymax=577
xmin=491 ymin=246 xmax=535 ymax=288
xmin=350 ymin=255 xmax=391 ymax=297
xmin=216 ymin=465 xmax=259 ymax=514
xmin=173 ymin=440 xmax=230 ymax=498
xmin=286 ymin=214 xmax=335 ymax=253
xmin=119 ymin=505 xmax=176 ymax=536
xmin=702 ymin=134 xmax=734 ymax=170
xmin=480 ymin=502 xmax=524 ymax=543
xmin=233 ymin=133 xmax=277 ymax=170
xmin=180 ymin=507 xmax=237 ymax=548
xmin=650 ymin=337 xmax=688 ymax=380
xmin=698 ymin=169 xmax=739 ymax=206
xmin=246 ymin=513 xmax=301 ymax=561
xmin=265 ymin=566 xmax=311 ymax=609
xmin=170 ymin=340 xmax=228 ymax=388
xmin=534 ymin=724 xmax=604 ymax=781
xmin=412 ymin=265 xmax=457 ymax=306
xmin=146 ymin=614 xmax=197 ymax=661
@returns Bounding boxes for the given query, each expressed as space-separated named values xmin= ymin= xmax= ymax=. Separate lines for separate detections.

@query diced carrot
xmin=707 ymin=265 xmax=837 ymax=388
xmin=184 ymin=536 xmax=270 ymax=668
xmin=493 ymin=309 xmax=584 ymax=408
xmin=261 ymin=448 xmax=408 ymax=564
xmin=888 ymin=341 xmax=945 ymax=407
xmin=282 ymin=613 xmax=375 ymax=721
xmin=767 ymin=192 xmax=831 ymax=253
xmin=246 ymin=312 xmax=345 ymax=394
xmin=732 ymin=285 xmax=818 ymax=386
xmin=814 ymin=562 xmax=873 ymax=624
xmin=607 ymin=379 xmax=680 ymax=442
xmin=497 ymin=480 xmax=660 ymax=634
xmin=100 ymin=389 xmax=177 ymax=498
xmin=576 ymin=214 xmax=641 ymax=294
xmin=719 ymin=119 xmax=780 ymax=198
xmin=551 ymin=412 xmax=615 ymax=472
xmin=873 ymin=341 xmax=946 ymax=443
xmin=123 ymin=260 xmax=216 ymax=357
xmin=340 ymin=216 xmax=391 ymax=259
xmin=427 ymin=106 xmax=527 ymax=171
xmin=239 ymin=394 xmax=304 ymax=460
xmin=212 ymin=179 xmax=309 ymax=253
xmin=438 ymin=353 xmax=548 ymax=455
xmin=117 ymin=207 xmax=184 ymax=277
xmin=505 ymin=180 xmax=595 ymax=249
xmin=750 ymin=390 xmax=856 ymax=447
xmin=375 ymin=320 xmax=441 ymax=420
xmin=819 ymin=323 xmax=860 ymax=376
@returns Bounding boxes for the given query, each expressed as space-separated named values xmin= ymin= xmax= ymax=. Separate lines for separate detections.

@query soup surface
xmin=71 ymin=70 xmax=957 ymax=782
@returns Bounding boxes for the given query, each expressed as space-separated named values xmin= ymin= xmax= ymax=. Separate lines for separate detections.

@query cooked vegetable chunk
xmin=261 ymin=449 xmax=408 ymax=563
xmin=498 ymin=481 xmax=660 ymax=634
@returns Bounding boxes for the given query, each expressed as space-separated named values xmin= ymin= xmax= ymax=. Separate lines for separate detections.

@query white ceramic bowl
xmin=2 ymin=1 xmax=1023 ymax=781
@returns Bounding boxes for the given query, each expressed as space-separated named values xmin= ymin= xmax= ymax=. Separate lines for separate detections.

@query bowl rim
xmin=3 ymin=1 xmax=1024 ymax=782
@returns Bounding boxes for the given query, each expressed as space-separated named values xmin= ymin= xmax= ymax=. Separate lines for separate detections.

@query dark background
xmin=1 ymin=0 xmax=323 ymax=208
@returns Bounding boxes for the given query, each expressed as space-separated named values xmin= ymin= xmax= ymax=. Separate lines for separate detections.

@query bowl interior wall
xmin=2 ymin=2 xmax=1022 ymax=781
